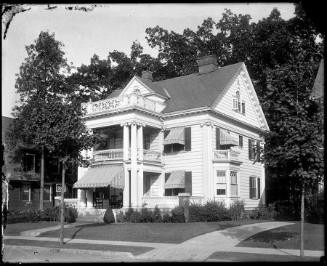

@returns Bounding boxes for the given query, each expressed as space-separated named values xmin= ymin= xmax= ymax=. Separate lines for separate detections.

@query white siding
xmin=163 ymin=124 xmax=203 ymax=197
xmin=214 ymin=73 xmax=261 ymax=128
xmin=149 ymin=130 xmax=161 ymax=151
xmin=123 ymin=79 xmax=151 ymax=95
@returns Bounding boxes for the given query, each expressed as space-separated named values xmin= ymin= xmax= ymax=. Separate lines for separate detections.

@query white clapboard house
xmin=73 ymin=55 xmax=269 ymax=214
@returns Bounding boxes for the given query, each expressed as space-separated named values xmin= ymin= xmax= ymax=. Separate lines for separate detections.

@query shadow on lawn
xmin=244 ymin=230 xmax=297 ymax=244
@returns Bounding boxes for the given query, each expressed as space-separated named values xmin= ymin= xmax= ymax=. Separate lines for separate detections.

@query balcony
xmin=81 ymin=93 xmax=166 ymax=115
xmin=213 ymin=149 xmax=241 ymax=162
xmin=143 ymin=150 xmax=161 ymax=162
xmin=93 ymin=149 xmax=123 ymax=162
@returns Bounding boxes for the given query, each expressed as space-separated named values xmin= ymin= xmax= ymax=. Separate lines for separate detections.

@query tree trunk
xmin=40 ymin=146 xmax=45 ymax=211
xmin=59 ymin=160 xmax=66 ymax=246
xmin=300 ymin=184 xmax=305 ymax=257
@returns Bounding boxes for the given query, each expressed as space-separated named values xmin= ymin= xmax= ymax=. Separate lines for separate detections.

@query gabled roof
xmin=145 ymin=62 xmax=243 ymax=113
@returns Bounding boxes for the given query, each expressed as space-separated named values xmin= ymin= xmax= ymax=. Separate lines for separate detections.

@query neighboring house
xmin=310 ymin=59 xmax=324 ymax=194
xmin=1 ymin=116 xmax=77 ymax=211
xmin=74 ymin=55 xmax=270 ymax=213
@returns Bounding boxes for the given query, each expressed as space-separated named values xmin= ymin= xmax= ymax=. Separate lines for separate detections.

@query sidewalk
xmin=3 ymin=221 xmax=324 ymax=262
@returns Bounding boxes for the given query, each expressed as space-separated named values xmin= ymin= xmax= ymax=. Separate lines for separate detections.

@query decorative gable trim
xmin=239 ymin=65 xmax=269 ymax=131
xmin=120 ymin=76 xmax=153 ymax=96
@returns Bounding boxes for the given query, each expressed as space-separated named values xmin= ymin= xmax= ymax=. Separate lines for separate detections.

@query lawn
xmin=4 ymin=222 xmax=60 ymax=236
xmin=237 ymin=222 xmax=324 ymax=250
xmin=4 ymin=239 xmax=153 ymax=256
xmin=39 ymin=219 xmax=270 ymax=244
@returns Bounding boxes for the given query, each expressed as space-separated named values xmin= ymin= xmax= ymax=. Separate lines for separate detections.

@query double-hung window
xmin=230 ymin=171 xmax=238 ymax=196
xmin=249 ymin=176 xmax=261 ymax=199
xmin=216 ymin=170 xmax=227 ymax=195
xmin=233 ymin=91 xmax=241 ymax=112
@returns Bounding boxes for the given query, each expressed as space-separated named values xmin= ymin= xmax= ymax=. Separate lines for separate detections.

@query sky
xmin=2 ymin=3 xmax=296 ymax=118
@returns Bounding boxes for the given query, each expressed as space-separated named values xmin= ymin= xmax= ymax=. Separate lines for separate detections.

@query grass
xmin=4 ymin=221 xmax=60 ymax=236
xmin=237 ymin=222 xmax=324 ymax=250
xmin=207 ymin=251 xmax=321 ymax=262
xmin=4 ymin=239 xmax=153 ymax=256
xmin=38 ymin=219 xmax=270 ymax=244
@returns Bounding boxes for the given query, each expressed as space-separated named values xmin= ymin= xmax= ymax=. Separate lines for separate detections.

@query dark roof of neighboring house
xmin=2 ymin=116 xmax=14 ymax=143
xmin=106 ymin=62 xmax=244 ymax=113
xmin=311 ymin=59 xmax=324 ymax=100
xmin=107 ymin=88 xmax=124 ymax=98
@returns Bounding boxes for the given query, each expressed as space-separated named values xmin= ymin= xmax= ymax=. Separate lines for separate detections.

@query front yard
xmin=237 ymin=222 xmax=324 ymax=250
xmin=39 ymin=220 xmax=270 ymax=243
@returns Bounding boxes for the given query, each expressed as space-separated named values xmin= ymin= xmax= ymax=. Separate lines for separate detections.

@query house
xmin=73 ymin=55 xmax=270 ymax=213
xmin=1 ymin=116 xmax=77 ymax=211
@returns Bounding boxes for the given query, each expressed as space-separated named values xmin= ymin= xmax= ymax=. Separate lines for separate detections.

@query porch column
xmin=159 ymin=128 xmax=165 ymax=196
xmin=137 ymin=124 xmax=144 ymax=207
xmin=122 ymin=123 xmax=130 ymax=208
xmin=78 ymin=189 xmax=87 ymax=208
xmin=130 ymin=122 xmax=138 ymax=207
xmin=123 ymin=123 xmax=130 ymax=161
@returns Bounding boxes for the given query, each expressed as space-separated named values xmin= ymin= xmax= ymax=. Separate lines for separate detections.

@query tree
xmin=11 ymin=31 xmax=70 ymax=211
xmin=9 ymin=31 xmax=97 ymax=246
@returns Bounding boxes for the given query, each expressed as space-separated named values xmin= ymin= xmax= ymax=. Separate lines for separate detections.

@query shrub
xmin=250 ymin=204 xmax=277 ymax=220
xmin=204 ymin=200 xmax=230 ymax=221
xmin=189 ymin=202 xmax=206 ymax=222
xmin=124 ymin=208 xmax=135 ymax=222
xmin=171 ymin=206 xmax=185 ymax=223
xmin=115 ymin=211 xmax=125 ymax=223
xmin=162 ymin=213 xmax=171 ymax=223
xmin=305 ymin=196 xmax=324 ymax=224
xmin=65 ymin=207 xmax=78 ymax=223
xmin=140 ymin=208 xmax=153 ymax=223
xmin=152 ymin=206 xmax=162 ymax=223
xmin=130 ymin=211 xmax=142 ymax=223
xmin=229 ymin=200 xmax=245 ymax=220
xmin=103 ymin=207 xmax=115 ymax=224
xmin=274 ymin=200 xmax=300 ymax=221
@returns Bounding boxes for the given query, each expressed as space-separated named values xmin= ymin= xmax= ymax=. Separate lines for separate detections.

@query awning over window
xmin=165 ymin=170 xmax=185 ymax=189
xmin=73 ymin=164 xmax=124 ymax=189
xmin=220 ymin=130 xmax=239 ymax=146
xmin=164 ymin=127 xmax=185 ymax=145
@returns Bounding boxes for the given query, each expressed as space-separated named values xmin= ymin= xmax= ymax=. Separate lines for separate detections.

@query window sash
xmin=239 ymin=135 xmax=243 ymax=148
xmin=230 ymin=184 xmax=238 ymax=196
xmin=249 ymin=176 xmax=258 ymax=199
xmin=21 ymin=185 xmax=30 ymax=201
xmin=241 ymin=102 xmax=245 ymax=114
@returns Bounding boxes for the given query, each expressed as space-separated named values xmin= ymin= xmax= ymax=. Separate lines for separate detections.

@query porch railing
xmin=93 ymin=149 xmax=123 ymax=162
xmin=81 ymin=93 xmax=166 ymax=115
xmin=143 ymin=150 xmax=161 ymax=162
xmin=213 ymin=149 xmax=241 ymax=161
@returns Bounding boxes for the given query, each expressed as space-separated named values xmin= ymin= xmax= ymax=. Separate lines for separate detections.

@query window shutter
xmin=248 ymin=139 xmax=252 ymax=160
xmin=184 ymin=127 xmax=191 ymax=151
xmin=257 ymin=178 xmax=261 ymax=199
xmin=242 ymin=102 xmax=245 ymax=114
xmin=256 ymin=141 xmax=261 ymax=162
xmin=249 ymin=176 xmax=256 ymax=199
xmin=185 ymin=171 xmax=192 ymax=195
xmin=239 ymin=135 xmax=243 ymax=148
xmin=216 ymin=128 xmax=220 ymax=150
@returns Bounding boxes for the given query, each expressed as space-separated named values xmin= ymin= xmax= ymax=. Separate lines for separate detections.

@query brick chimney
xmin=141 ymin=70 xmax=153 ymax=82
xmin=196 ymin=55 xmax=218 ymax=74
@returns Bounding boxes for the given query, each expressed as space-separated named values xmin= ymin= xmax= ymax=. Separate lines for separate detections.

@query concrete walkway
xmin=4 ymin=221 xmax=324 ymax=262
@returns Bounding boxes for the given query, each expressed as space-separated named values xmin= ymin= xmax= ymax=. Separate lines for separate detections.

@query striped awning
xmin=220 ymin=130 xmax=238 ymax=146
xmin=164 ymin=127 xmax=185 ymax=145
xmin=165 ymin=170 xmax=185 ymax=189
xmin=73 ymin=164 xmax=124 ymax=189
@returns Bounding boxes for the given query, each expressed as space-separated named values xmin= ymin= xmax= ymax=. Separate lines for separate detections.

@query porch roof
xmin=164 ymin=127 xmax=185 ymax=145
xmin=73 ymin=164 xmax=124 ymax=189
xmin=165 ymin=170 xmax=185 ymax=189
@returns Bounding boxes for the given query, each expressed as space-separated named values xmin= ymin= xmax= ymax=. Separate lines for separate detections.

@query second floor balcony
xmin=82 ymin=93 xmax=166 ymax=115
xmin=213 ymin=149 xmax=241 ymax=163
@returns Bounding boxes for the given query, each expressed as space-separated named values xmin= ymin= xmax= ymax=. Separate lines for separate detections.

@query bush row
xmin=7 ymin=206 xmax=78 ymax=224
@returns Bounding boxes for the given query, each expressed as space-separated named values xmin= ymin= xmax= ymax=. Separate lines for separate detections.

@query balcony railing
xmin=143 ymin=150 xmax=161 ymax=162
xmin=213 ymin=149 xmax=241 ymax=161
xmin=93 ymin=149 xmax=123 ymax=162
xmin=81 ymin=93 xmax=166 ymax=115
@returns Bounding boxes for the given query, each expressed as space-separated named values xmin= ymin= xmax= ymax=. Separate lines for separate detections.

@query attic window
xmin=133 ymin=86 xmax=141 ymax=94
xmin=233 ymin=91 xmax=241 ymax=112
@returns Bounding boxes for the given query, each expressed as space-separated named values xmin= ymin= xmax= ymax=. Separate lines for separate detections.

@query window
xmin=23 ymin=153 xmax=35 ymax=172
xmin=20 ymin=184 xmax=30 ymax=201
xmin=230 ymin=171 xmax=238 ymax=196
xmin=241 ymin=101 xmax=245 ymax=114
xmin=249 ymin=176 xmax=261 ymax=199
xmin=216 ymin=170 xmax=226 ymax=195
xmin=248 ymin=139 xmax=256 ymax=160
xmin=164 ymin=127 xmax=191 ymax=153
xmin=233 ymin=91 xmax=241 ymax=112
xmin=239 ymin=135 xmax=243 ymax=148
xmin=164 ymin=171 xmax=192 ymax=196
